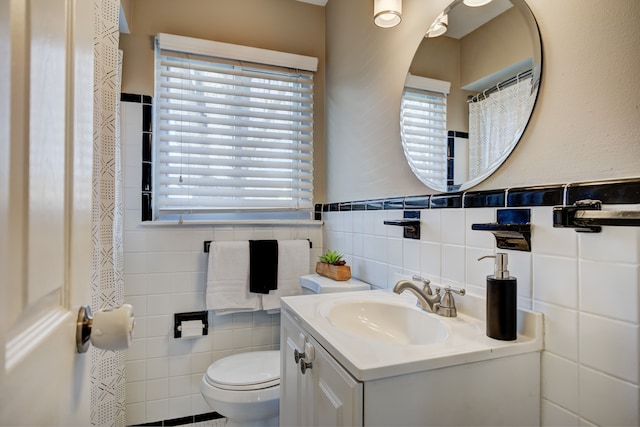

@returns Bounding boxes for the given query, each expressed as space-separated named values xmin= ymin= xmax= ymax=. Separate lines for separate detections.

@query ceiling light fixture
xmin=425 ymin=12 xmax=448 ymax=38
xmin=463 ymin=0 xmax=493 ymax=7
xmin=374 ymin=0 xmax=402 ymax=28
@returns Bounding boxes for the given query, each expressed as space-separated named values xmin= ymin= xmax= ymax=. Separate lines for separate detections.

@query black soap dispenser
xmin=478 ymin=253 xmax=517 ymax=341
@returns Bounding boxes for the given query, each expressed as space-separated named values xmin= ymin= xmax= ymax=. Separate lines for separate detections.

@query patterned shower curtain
xmin=91 ymin=0 xmax=124 ymax=425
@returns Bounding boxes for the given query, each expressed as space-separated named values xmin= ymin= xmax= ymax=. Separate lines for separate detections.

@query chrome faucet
xmin=393 ymin=275 xmax=465 ymax=317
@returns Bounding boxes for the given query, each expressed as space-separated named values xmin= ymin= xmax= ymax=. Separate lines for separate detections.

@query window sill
xmin=137 ymin=219 xmax=323 ymax=227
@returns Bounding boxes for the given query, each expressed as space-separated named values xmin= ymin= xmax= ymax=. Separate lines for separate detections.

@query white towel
xmin=262 ymin=240 xmax=310 ymax=312
xmin=206 ymin=241 xmax=261 ymax=315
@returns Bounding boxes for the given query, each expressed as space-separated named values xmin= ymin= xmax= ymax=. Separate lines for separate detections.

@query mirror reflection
xmin=401 ymin=0 xmax=541 ymax=192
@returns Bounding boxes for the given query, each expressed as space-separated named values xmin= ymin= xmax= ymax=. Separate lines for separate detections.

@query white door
xmin=0 ymin=0 xmax=95 ymax=425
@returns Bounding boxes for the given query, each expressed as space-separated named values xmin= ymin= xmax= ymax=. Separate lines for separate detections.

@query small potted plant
xmin=316 ymin=249 xmax=351 ymax=281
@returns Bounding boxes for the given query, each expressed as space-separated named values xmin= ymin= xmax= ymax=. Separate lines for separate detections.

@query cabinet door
xmin=280 ymin=310 xmax=306 ymax=426
xmin=308 ymin=336 xmax=363 ymax=427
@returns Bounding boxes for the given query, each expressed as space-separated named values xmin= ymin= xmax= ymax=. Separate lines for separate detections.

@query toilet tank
xmin=300 ymin=274 xmax=371 ymax=295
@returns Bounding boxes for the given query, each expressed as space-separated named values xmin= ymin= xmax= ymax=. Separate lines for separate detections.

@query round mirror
xmin=401 ymin=0 xmax=541 ymax=192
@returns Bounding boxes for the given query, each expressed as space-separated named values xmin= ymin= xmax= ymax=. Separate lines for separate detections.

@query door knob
xmin=76 ymin=304 xmax=135 ymax=353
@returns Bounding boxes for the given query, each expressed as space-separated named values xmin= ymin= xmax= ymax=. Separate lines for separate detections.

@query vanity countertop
xmin=281 ymin=289 xmax=543 ymax=382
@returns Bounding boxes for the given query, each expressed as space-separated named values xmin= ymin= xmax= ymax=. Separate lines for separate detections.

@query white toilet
xmin=200 ymin=273 xmax=370 ymax=426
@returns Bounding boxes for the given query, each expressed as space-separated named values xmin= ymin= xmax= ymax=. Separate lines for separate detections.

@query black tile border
xmin=430 ymin=193 xmax=463 ymax=209
xmin=320 ymin=178 xmax=640 ymax=213
xmin=122 ymin=93 xmax=155 ymax=222
xmin=127 ymin=411 xmax=224 ymax=427
xmin=566 ymin=178 xmax=640 ymax=205
xmin=121 ymin=92 xmax=142 ymax=103
xmin=507 ymin=185 xmax=564 ymax=207
xmin=464 ymin=190 xmax=505 ymax=208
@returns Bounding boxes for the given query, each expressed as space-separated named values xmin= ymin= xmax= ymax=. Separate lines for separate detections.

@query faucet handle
xmin=411 ymin=275 xmax=433 ymax=294
xmin=436 ymin=286 xmax=466 ymax=317
xmin=411 ymin=274 xmax=431 ymax=286
xmin=443 ymin=286 xmax=466 ymax=297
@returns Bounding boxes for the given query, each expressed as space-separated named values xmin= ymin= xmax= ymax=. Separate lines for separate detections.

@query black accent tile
xmin=447 ymin=159 xmax=454 ymax=180
xmin=121 ymin=92 xmax=142 ymax=103
xmin=328 ymin=203 xmax=339 ymax=212
xmin=464 ymin=190 xmax=505 ymax=208
xmin=194 ymin=412 xmax=225 ymax=422
xmin=497 ymin=208 xmax=531 ymax=224
xmin=142 ymin=163 xmax=152 ymax=192
xmin=142 ymin=133 xmax=152 ymax=162
xmin=339 ymin=202 xmax=352 ymax=211
xmin=454 ymin=131 xmax=469 ymax=138
xmin=142 ymin=95 xmax=153 ymax=105
xmin=566 ymin=178 xmax=640 ymax=205
xmin=404 ymin=195 xmax=430 ymax=210
xmin=143 ymin=104 xmax=152 ymax=133
xmin=447 ymin=130 xmax=455 ymax=137
xmin=127 ymin=422 xmax=162 ymax=427
xmin=164 ymin=416 xmax=194 ymax=426
xmin=142 ymin=193 xmax=152 ymax=221
xmin=351 ymin=201 xmax=367 ymax=211
xmin=366 ymin=200 xmax=384 ymax=210
xmin=447 ymin=137 xmax=455 ymax=158
xmin=430 ymin=193 xmax=463 ymax=209
xmin=383 ymin=198 xmax=404 ymax=210
xmin=507 ymin=185 xmax=565 ymax=207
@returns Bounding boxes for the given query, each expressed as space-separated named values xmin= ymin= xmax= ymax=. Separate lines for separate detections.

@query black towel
xmin=249 ymin=240 xmax=279 ymax=294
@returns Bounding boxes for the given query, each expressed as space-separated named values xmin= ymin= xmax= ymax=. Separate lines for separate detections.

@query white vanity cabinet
xmin=280 ymin=293 xmax=542 ymax=427
xmin=281 ymin=309 xmax=363 ymax=426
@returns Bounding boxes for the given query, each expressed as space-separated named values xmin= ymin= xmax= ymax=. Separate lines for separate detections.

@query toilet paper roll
xmin=90 ymin=304 xmax=135 ymax=350
xmin=180 ymin=320 xmax=204 ymax=338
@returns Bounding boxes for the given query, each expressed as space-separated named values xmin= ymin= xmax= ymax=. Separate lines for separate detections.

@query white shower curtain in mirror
xmin=468 ymin=78 xmax=535 ymax=179
xmin=91 ymin=0 xmax=124 ymax=425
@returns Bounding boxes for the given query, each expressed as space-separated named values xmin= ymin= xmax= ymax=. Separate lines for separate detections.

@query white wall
xmin=325 ymin=0 xmax=640 ymax=202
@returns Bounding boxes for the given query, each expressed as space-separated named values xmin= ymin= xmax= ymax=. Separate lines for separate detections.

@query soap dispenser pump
xmin=478 ymin=253 xmax=517 ymax=341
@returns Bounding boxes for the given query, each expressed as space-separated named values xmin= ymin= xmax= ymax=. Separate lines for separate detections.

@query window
xmin=400 ymin=74 xmax=450 ymax=185
xmin=153 ymin=34 xmax=317 ymax=222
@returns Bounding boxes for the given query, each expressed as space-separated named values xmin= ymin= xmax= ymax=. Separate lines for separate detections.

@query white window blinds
xmin=154 ymin=34 xmax=317 ymax=221
xmin=400 ymin=74 xmax=449 ymax=184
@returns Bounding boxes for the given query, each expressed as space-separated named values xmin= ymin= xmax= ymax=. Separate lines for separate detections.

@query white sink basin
xmin=322 ymin=299 xmax=448 ymax=345
xmin=282 ymin=289 xmax=543 ymax=381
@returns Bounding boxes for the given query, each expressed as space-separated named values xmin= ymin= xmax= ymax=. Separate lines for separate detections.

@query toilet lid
xmin=206 ymin=350 xmax=280 ymax=391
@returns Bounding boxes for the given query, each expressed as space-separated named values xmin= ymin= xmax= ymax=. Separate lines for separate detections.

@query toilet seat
xmin=205 ymin=350 xmax=280 ymax=391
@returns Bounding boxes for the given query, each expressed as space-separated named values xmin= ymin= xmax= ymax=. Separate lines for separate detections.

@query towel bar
xmin=204 ymin=239 xmax=312 ymax=253
xmin=553 ymin=199 xmax=640 ymax=232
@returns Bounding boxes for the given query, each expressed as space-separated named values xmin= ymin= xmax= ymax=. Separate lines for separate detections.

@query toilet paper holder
xmin=174 ymin=311 xmax=208 ymax=338
xmin=76 ymin=304 xmax=135 ymax=353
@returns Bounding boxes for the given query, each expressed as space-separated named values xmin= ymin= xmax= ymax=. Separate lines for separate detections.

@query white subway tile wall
xmin=322 ymin=208 xmax=640 ymax=427
xmin=123 ymin=101 xmax=640 ymax=426
xmin=121 ymin=102 xmax=322 ymax=426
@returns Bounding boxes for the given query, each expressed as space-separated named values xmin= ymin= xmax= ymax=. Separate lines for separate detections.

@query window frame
xmin=152 ymin=34 xmax=318 ymax=223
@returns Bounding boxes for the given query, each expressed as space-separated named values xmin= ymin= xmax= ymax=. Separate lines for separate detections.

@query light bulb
xmin=463 ymin=0 xmax=493 ymax=7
